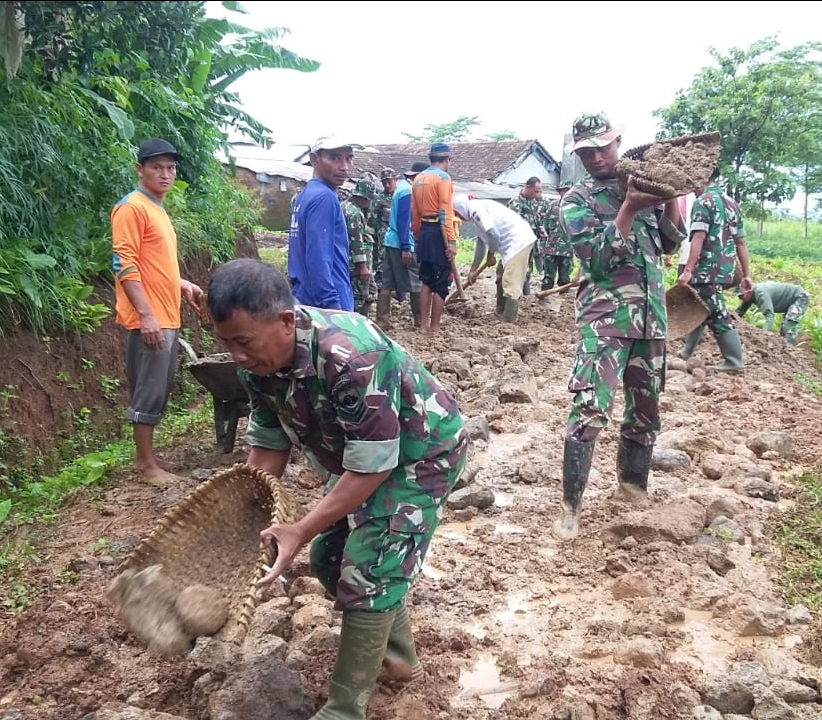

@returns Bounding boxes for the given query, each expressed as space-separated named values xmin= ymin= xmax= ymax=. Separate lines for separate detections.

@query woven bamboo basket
xmin=616 ymin=131 xmax=721 ymax=197
xmin=666 ymin=285 xmax=710 ymax=339
xmin=109 ymin=463 xmax=298 ymax=654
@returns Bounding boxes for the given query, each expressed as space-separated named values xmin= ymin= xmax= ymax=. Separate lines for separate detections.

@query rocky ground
xmin=2 ymin=270 xmax=822 ymax=720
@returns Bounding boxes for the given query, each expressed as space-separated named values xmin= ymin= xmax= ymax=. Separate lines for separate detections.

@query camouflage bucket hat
xmin=351 ymin=178 xmax=376 ymax=200
xmin=570 ymin=112 xmax=621 ymax=153
xmin=380 ymin=168 xmax=397 ymax=180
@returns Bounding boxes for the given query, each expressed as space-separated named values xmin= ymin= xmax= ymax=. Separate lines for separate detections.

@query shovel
xmin=445 ymin=258 xmax=493 ymax=306
xmin=535 ymin=279 xmax=579 ymax=300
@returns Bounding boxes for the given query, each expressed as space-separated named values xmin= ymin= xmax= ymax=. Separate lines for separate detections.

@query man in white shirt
xmin=453 ymin=194 xmax=537 ymax=322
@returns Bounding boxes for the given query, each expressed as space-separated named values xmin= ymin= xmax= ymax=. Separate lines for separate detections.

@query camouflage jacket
xmin=688 ymin=185 xmax=745 ymax=286
xmin=342 ymin=200 xmax=373 ymax=270
xmin=370 ymin=192 xmax=393 ymax=244
xmin=539 ymin=198 xmax=572 ymax=257
xmin=240 ymin=306 xmax=468 ymax=519
xmin=508 ymin=193 xmax=548 ymax=237
xmin=559 ymin=178 xmax=685 ymax=340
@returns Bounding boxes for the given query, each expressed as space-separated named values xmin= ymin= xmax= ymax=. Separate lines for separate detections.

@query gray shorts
xmin=125 ymin=328 xmax=180 ymax=425
xmin=381 ymin=247 xmax=421 ymax=295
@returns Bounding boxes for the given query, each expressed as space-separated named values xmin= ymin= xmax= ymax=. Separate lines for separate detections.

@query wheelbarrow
xmin=179 ymin=339 xmax=250 ymax=454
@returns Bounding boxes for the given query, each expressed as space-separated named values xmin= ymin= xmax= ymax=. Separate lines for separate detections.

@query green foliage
xmin=654 ymin=36 xmax=822 ymax=219
xmin=778 ymin=470 xmax=822 ymax=611
xmin=0 ymin=0 xmax=320 ymax=337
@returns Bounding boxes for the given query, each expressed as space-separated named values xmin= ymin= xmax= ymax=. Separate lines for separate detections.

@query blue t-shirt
xmin=384 ymin=178 xmax=414 ymax=252
xmin=287 ymin=178 xmax=354 ymax=311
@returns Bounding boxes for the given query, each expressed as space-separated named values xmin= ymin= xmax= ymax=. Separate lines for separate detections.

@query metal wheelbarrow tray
xmin=186 ymin=352 xmax=250 ymax=453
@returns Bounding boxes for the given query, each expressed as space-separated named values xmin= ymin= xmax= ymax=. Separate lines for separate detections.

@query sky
xmin=209 ymin=0 xmax=818 ymax=165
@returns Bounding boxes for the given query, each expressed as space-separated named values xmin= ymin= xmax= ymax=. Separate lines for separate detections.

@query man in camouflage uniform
xmin=737 ymin=281 xmax=810 ymax=346
xmin=676 ymin=168 xmax=752 ymax=370
xmin=206 ymin=258 xmax=468 ymax=720
xmin=540 ymin=181 xmax=574 ymax=291
xmin=508 ymin=176 xmax=548 ymax=296
xmin=343 ymin=179 xmax=379 ymax=316
xmin=371 ymin=168 xmax=398 ymax=293
xmin=553 ymin=112 xmax=686 ymax=542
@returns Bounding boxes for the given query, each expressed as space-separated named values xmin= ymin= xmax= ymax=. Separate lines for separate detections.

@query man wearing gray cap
xmin=288 ymin=137 xmax=363 ymax=311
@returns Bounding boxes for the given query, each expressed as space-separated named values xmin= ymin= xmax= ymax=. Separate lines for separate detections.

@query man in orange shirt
xmin=111 ymin=138 xmax=204 ymax=483
xmin=410 ymin=143 xmax=457 ymax=333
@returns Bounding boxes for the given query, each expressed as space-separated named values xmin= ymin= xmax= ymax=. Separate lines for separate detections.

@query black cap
xmin=137 ymin=138 xmax=183 ymax=163
xmin=403 ymin=161 xmax=429 ymax=177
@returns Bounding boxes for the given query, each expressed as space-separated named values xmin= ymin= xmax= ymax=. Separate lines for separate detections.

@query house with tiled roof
xmin=352 ymin=140 xmax=561 ymax=188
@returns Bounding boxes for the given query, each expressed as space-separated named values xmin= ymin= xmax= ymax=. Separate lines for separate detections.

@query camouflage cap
xmin=570 ymin=112 xmax=621 ymax=153
xmin=351 ymin=178 xmax=376 ymax=200
xmin=380 ymin=168 xmax=397 ymax=180
xmin=557 ymin=179 xmax=573 ymax=190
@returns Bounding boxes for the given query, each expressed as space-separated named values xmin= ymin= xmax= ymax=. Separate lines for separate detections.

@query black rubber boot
xmin=495 ymin=280 xmax=505 ymax=314
xmin=552 ymin=438 xmax=596 ymax=541
xmin=710 ymin=329 xmax=744 ymax=372
xmin=615 ymin=436 xmax=653 ymax=501
xmin=677 ymin=325 xmax=704 ymax=360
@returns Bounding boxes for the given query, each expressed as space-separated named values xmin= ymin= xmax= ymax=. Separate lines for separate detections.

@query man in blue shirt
xmin=376 ymin=161 xmax=428 ymax=329
xmin=288 ymin=137 xmax=363 ymax=311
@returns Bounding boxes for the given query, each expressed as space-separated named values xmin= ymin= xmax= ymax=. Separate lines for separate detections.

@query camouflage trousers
xmin=351 ymin=273 xmax=378 ymax=312
xmin=566 ymin=336 xmax=666 ymax=446
xmin=373 ymin=233 xmax=386 ymax=290
xmin=692 ymin=283 xmax=734 ymax=335
xmin=779 ymin=290 xmax=810 ymax=345
xmin=309 ymin=445 xmax=468 ymax=612
xmin=541 ymin=255 xmax=574 ymax=290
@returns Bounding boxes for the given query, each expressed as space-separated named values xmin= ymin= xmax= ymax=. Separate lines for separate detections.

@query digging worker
xmin=288 ymin=136 xmax=363 ymax=311
xmin=452 ymin=193 xmax=535 ymax=323
xmin=411 ymin=142 xmax=457 ymax=333
xmin=540 ymin=181 xmax=574 ymax=291
xmin=675 ymin=167 xmax=752 ymax=371
xmin=343 ymin=178 xmax=379 ymax=317
xmin=508 ymin=176 xmax=548 ymax=295
xmin=553 ymin=112 xmax=686 ymax=542
xmin=737 ymin=280 xmax=810 ymax=346
xmin=206 ymin=258 xmax=468 ymax=720
xmin=111 ymin=138 xmax=204 ymax=484
xmin=376 ymin=161 xmax=428 ymax=330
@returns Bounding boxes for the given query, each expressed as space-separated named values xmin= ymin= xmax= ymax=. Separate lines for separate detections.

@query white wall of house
xmin=495 ymin=153 xmax=560 ymax=187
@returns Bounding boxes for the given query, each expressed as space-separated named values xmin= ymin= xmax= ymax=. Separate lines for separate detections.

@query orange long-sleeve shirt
xmin=411 ymin=167 xmax=456 ymax=242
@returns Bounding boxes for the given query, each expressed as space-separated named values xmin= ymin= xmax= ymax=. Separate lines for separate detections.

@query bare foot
xmin=137 ymin=467 xmax=184 ymax=485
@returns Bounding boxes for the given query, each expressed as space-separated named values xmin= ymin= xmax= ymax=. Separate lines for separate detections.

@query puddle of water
xmin=668 ymin=609 xmax=756 ymax=674
xmin=455 ymin=653 xmax=513 ymax=709
xmin=493 ymin=592 xmax=532 ymax=627
xmin=494 ymin=522 xmax=524 ymax=534
xmin=494 ymin=491 xmax=514 ymax=507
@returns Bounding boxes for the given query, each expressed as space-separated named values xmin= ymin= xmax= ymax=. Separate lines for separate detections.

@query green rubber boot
xmin=312 ymin=609 xmax=396 ymax=720
xmin=502 ymin=297 xmax=519 ymax=323
xmin=379 ymin=603 xmax=423 ymax=685
xmin=409 ymin=292 xmax=421 ymax=328
xmin=677 ymin=325 xmax=704 ymax=360
xmin=552 ymin=438 xmax=596 ymax=541
xmin=710 ymin=329 xmax=744 ymax=372
xmin=615 ymin=436 xmax=653 ymax=501
xmin=375 ymin=293 xmax=393 ymax=330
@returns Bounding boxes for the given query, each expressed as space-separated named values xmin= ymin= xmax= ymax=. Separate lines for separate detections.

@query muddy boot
xmin=552 ymin=438 xmax=596 ymax=541
xmin=495 ymin=280 xmax=505 ymax=314
xmin=375 ymin=294 xmax=393 ymax=330
xmin=358 ymin=301 xmax=373 ymax=318
xmin=379 ymin=603 xmax=423 ymax=685
xmin=312 ymin=609 xmax=396 ymax=720
xmin=710 ymin=329 xmax=744 ymax=372
xmin=615 ymin=436 xmax=653 ymax=501
xmin=677 ymin=325 xmax=704 ymax=360
xmin=409 ymin=292 xmax=421 ymax=328
xmin=502 ymin=297 xmax=519 ymax=323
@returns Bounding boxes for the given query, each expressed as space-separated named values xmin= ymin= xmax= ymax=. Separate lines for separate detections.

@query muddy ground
xmin=1 ymin=269 xmax=822 ymax=720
